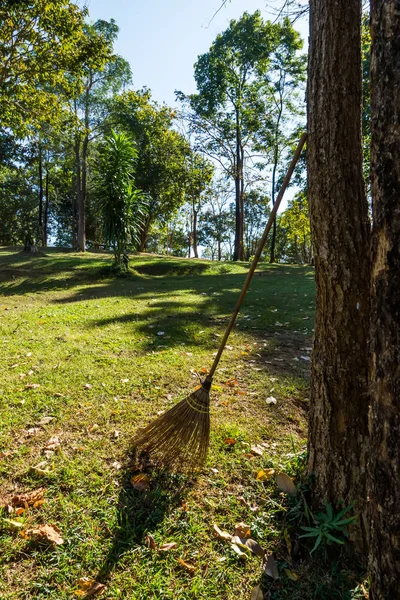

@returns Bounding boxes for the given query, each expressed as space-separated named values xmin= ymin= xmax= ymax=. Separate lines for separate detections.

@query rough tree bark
xmin=307 ymin=0 xmax=371 ymax=552
xmin=369 ymin=1 xmax=400 ymax=596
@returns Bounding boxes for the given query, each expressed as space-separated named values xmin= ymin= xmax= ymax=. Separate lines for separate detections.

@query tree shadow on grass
xmin=96 ymin=456 xmax=191 ymax=584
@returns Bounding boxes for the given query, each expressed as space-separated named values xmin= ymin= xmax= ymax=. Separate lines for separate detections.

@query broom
xmin=133 ymin=133 xmax=307 ymax=472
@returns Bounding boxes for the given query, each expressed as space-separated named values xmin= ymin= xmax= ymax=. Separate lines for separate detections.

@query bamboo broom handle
xmin=208 ymin=132 xmax=307 ymax=379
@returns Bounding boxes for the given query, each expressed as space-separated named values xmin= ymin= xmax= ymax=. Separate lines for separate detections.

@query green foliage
xmin=300 ymin=503 xmax=357 ymax=553
xmin=95 ymin=130 xmax=147 ymax=268
xmin=277 ymin=191 xmax=311 ymax=263
xmin=113 ymin=89 xmax=193 ymax=247
xmin=0 ymin=0 xmax=110 ymax=134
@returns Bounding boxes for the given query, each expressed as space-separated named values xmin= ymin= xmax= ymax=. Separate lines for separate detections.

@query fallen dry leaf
xmin=15 ymin=507 xmax=25 ymax=516
xmin=131 ymin=473 xmax=151 ymax=491
xmin=3 ymin=518 xmax=25 ymax=530
xmin=213 ymin=524 xmax=232 ymax=541
xmin=145 ymin=533 xmax=157 ymax=550
xmin=83 ymin=383 xmax=92 ymax=389
xmin=24 ymin=383 xmax=40 ymax=389
xmin=159 ymin=542 xmax=177 ymax=551
xmin=75 ymin=577 xmax=106 ymax=597
xmin=245 ymin=538 xmax=265 ymax=558
xmin=263 ymin=553 xmax=279 ymax=580
xmin=234 ymin=522 xmax=251 ymax=539
xmin=111 ymin=461 xmax=121 ymax=470
xmin=27 ymin=427 xmax=40 ymax=436
xmin=225 ymin=378 xmax=239 ymax=387
xmin=276 ymin=472 xmax=296 ymax=495
xmin=178 ymin=558 xmax=196 ymax=572
xmin=31 ymin=461 xmax=53 ymax=475
xmin=224 ymin=438 xmax=237 ymax=446
xmin=12 ymin=488 xmax=45 ymax=507
xmin=43 ymin=436 xmax=60 ymax=452
xmin=256 ymin=469 xmax=275 ymax=482
xmin=231 ymin=543 xmax=247 ymax=558
xmin=251 ymin=585 xmax=264 ymax=600
xmin=250 ymin=445 xmax=264 ymax=456
xmin=22 ymin=524 xmax=63 ymax=545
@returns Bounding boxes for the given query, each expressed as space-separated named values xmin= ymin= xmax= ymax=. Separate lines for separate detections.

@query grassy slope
xmin=0 ymin=249 xmax=364 ymax=599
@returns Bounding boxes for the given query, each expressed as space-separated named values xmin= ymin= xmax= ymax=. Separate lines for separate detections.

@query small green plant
xmin=300 ymin=502 xmax=356 ymax=553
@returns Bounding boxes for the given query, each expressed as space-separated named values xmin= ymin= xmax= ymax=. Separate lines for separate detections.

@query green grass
xmin=0 ymin=248 xmax=366 ymax=599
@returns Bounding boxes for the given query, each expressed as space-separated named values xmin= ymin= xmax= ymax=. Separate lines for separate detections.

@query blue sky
xmin=83 ymin=0 xmax=309 ymax=106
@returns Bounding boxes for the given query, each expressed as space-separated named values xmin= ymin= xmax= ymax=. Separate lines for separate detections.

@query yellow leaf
xmin=131 ymin=473 xmax=151 ymax=492
xmin=3 ymin=518 xmax=25 ymax=530
xmin=178 ymin=558 xmax=196 ymax=572
xmin=76 ymin=578 xmax=106 ymax=597
xmin=199 ymin=367 xmax=209 ymax=374
xmin=256 ymin=468 xmax=275 ymax=482
xmin=15 ymin=507 xmax=25 ymax=516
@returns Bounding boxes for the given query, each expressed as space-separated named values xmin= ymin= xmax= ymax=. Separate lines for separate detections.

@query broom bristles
xmin=133 ymin=379 xmax=211 ymax=472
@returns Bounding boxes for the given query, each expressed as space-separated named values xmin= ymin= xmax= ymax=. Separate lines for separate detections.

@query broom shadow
xmin=95 ymin=452 xmax=191 ymax=583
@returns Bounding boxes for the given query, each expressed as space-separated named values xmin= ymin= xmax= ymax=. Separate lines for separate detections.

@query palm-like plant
xmin=96 ymin=130 xmax=147 ymax=269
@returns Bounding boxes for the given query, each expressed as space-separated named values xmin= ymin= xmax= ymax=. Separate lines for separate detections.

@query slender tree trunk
xmin=43 ymin=169 xmax=49 ymax=247
xmin=38 ymin=144 xmax=44 ymax=245
xmin=193 ymin=205 xmax=199 ymax=258
xmin=239 ymin=146 xmax=244 ymax=261
xmin=233 ymin=109 xmax=244 ymax=261
xmin=77 ymin=80 xmax=91 ymax=253
xmin=270 ymin=157 xmax=277 ymax=263
xmin=217 ymin=238 xmax=222 ymax=261
xmin=307 ymin=0 xmax=370 ymax=553
xmin=369 ymin=2 xmax=400 ymax=596
xmin=78 ymin=130 xmax=88 ymax=252
xmin=270 ymin=91 xmax=283 ymax=264
xmin=74 ymin=136 xmax=81 ymax=250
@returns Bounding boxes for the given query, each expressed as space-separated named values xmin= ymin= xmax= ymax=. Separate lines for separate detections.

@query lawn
xmin=0 ymin=248 xmax=365 ymax=599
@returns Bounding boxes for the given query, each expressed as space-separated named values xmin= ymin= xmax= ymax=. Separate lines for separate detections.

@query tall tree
xmin=72 ymin=19 xmax=131 ymax=252
xmin=0 ymin=0 xmax=108 ymax=135
xmin=114 ymin=89 xmax=191 ymax=250
xmin=369 ymin=1 xmax=400 ymax=596
xmin=255 ymin=20 xmax=306 ymax=262
xmin=184 ymin=153 xmax=214 ymax=258
xmin=307 ymin=0 xmax=370 ymax=552
xmin=182 ymin=12 xmax=283 ymax=261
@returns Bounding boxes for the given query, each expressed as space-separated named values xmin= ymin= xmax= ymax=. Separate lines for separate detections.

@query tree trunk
xmin=217 ymin=239 xmax=222 ymax=261
xmin=193 ymin=206 xmax=199 ymax=258
xmin=43 ymin=169 xmax=49 ymax=247
xmin=74 ymin=136 xmax=81 ymax=250
xmin=270 ymin=157 xmax=277 ymax=263
xmin=307 ymin=0 xmax=371 ymax=553
xmin=233 ymin=109 xmax=244 ymax=261
xmin=369 ymin=1 xmax=400 ymax=596
xmin=270 ymin=89 xmax=283 ymax=264
xmin=38 ymin=144 xmax=44 ymax=246
xmin=77 ymin=130 xmax=88 ymax=252
xmin=77 ymin=81 xmax=91 ymax=253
